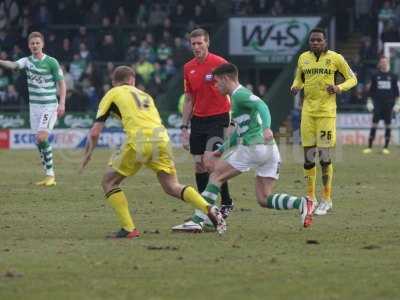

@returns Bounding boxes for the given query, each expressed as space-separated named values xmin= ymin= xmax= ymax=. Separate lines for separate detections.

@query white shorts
xmin=224 ymin=144 xmax=281 ymax=179
xmin=29 ymin=103 xmax=58 ymax=132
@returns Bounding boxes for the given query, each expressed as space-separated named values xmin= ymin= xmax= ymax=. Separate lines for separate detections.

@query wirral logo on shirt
xmin=303 ymin=68 xmax=332 ymax=75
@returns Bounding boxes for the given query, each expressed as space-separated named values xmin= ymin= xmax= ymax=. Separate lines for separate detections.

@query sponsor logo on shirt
xmin=204 ymin=73 xmax=213 ymax=81
xmin=325 ymin=59 xmax=331 ymax=66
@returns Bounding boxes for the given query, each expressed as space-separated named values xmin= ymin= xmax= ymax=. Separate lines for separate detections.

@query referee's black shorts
xmin=372 ymin=101 xmax=394 ymax=125
xmin=189 ymin=112 xmax=230 ymax=155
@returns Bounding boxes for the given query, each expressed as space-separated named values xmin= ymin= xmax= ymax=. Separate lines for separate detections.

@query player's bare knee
xmin=101 ymin=176 xmax=110 ymax=193
xmin=36 ymin=132 xmax=48 ymax=143
xmin=209 ymin=170 xmax=224 ymax=185
xmin=101 ymin=174 xmax=117 ymax=194
xmin=194 ymin=161 xmax=207 ymax=173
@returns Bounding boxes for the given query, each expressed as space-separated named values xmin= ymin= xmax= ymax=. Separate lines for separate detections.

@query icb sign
xmin=229 ymin=17 xmax=321 ymax=61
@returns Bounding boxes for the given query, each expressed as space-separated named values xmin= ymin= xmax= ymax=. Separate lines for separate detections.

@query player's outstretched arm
xmin=80 ymin=122 xmax=105 ymax=172
xmin=0 ymin=60 xmax=18 ymax=70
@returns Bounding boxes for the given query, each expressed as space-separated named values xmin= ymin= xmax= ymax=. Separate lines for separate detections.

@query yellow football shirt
xmin=291 ymin=50 xmax=357 ymax=117
xmin=96 ymin=85 xmax=169 ymax=143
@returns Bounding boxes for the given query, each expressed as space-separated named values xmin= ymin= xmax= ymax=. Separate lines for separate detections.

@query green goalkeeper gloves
xmin=366 ymin=97 xmax=374 ymax=112
xmin=393 ymin=97 xmax=400 ymax=113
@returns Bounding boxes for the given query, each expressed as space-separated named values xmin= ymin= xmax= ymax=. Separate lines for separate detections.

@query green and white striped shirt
xmin=16 ymin=54 xmax=63 ymax=105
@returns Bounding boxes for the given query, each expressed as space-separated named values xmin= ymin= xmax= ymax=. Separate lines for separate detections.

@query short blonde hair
xmin=28 ymin=31 xmax=44 ymax=42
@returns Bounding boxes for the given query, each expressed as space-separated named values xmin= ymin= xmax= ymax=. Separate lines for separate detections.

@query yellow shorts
xmin=110 ymin=140 xmax=176 ymax=177
xmin=300 ymin=115 xmax=336 ymax=147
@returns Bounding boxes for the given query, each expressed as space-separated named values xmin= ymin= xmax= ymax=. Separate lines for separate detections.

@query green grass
xmin=1 ymin=146 xmax=400 ymax=300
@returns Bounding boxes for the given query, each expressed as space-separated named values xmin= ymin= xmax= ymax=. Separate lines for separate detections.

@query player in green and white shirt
xmin=0 ymin=31 xmax=66 ymax=186
xmin=197 ymin=63 xmax=314 ymax=229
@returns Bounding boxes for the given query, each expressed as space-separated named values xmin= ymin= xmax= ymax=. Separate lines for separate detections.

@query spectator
xmin=156 ymin=42 xmax=172 ymax=64
xmin=193 ymin=4 xmax=207 ymax=25
xmin=78 ymin=42 xmax=92 ymax=63
xmin=125 ymin=43 xmax=138 ymax=62
xmin=251 ymin=0 xmax=270 ymax=14
xmin=11 ymin=44 xmax=23 ymax=61
xmin=135 ymin=3 xmax=148 ymax=25
xmin=270 ymin=0 xmax=284 ymax=16
xmin=4 ymin=84 xmax=19 ymax=110
xmin=81 ymin=76 xmax=98 ymax=111
xmin=1 ymin=0 xmax=20 ymax=27
xmin=0 ymin=50 xmax=8 ymax=60
xmin=0 ymin=4 xmax=7 ymax=30
xmin=378 ymin=1 xmax=395 ymax=21
xmin=61 ymin=64 xmax=74 ymax=91
xmin=114 ymin=5 xmax=129 ymax=25
xmin=256 ymin=83 xmax=268 ymax=100
xmin=98 ymin=34 xmax=120 ymax=61
xmin=354 ymin=0 xmax=373 ymax=34
xmin=45 ymin=31 xmax=58 ymax=57
xmin=164 ymin=58 xmax=177 ymax=78
xmin=0 ymin=68 xmax=10 ymax=91
xmin=85 ymin=2 xmax=102 ymax=25
xmin=34 ymin=4 xmax=51 ymax=29
xmin=69 ymin=53 xmax=86 ymax=83
xmin=148 ymin=3 xmax=167 ymax=28
xmin=72 ymin=26 xmax=95 ymax=52
xmin=245 ymin=83 xmax=254 ymax=92
xmin=161 ymin=17 xmax=177 ymax=38
xmin=0 ymin=30 xmax=15 ymax=53
xmin=147 ymin=73 xmax=165 ymax=97
xmin=381 ymin=20 xmax=400 ymax=43
xmin=58 ymin=37 xmax=73 ymax=62
xmin=202 ymin=0 xmax=218 ymax=23
xmin=137 ymin=40 xmax=156 ymax=63
xmin=135 ymin=55 xmax=155 ymax=85
xmin=172 ymin=36 xmax=191 ymax=66
xmin=162 ymin=30 xmax=174 ymax=46
xmin=170 ymin=3 xmax=188 ymax=24
xmin=359 ymin=36 xmax=376 ymax=62
xmin=53 ymin=1 xmax=69 ymax=24
xmin=68 ymin=0 xmax=86 ymax=25
xmin=82 ymin=62 xmax=103 ymax=93
xmin=105 ymin=62 xmax=115 ymax=82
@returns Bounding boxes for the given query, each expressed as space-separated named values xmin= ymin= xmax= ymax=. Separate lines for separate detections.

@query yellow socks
xmin=106 ymin=188 xmax=135 ymax=232
xmin=304 ymin=165 xmax=316 ymax=200
xmin=181 ymin=186 xmax=209 ymax=214
xmin=321 ymin=163 xmax=333 ymax=202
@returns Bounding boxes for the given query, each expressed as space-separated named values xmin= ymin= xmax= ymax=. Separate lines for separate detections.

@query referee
xmin=172 ymin=28 xmax=233 ymax=232
xmin=363 ymin=56 xmax=400 ymax=154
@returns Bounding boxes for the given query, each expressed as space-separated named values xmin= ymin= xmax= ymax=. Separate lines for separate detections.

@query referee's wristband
xmin=180 ymin=125 xmax=189 ymax=130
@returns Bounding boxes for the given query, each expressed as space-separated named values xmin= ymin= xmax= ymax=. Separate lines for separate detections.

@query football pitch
xmin=1 ymin=146 xmax=399 ymax=300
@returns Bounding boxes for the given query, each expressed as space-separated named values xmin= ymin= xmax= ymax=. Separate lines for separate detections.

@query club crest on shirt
xmin=325 ymin=59 xmax=331 ymax=66
xmin=204 ymin=73 xmax=213 ymax=81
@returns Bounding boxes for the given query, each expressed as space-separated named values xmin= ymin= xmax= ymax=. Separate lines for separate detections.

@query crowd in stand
xmin=0 ymin=0 xmax=400 ymax=113
xmin=0 ymin=0 xmax=218 ymax=112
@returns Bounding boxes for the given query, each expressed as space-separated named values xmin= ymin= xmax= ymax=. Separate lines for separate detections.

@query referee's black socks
xmin=195 ymin=172 xmax=232 ymax=206
xmin=385 ymin=127 xmax=391 ymax=148
xmin=195 ymin=172 xmax=209 ymax=193
xmin=220 ymin=183 xmax=233 ymax=206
